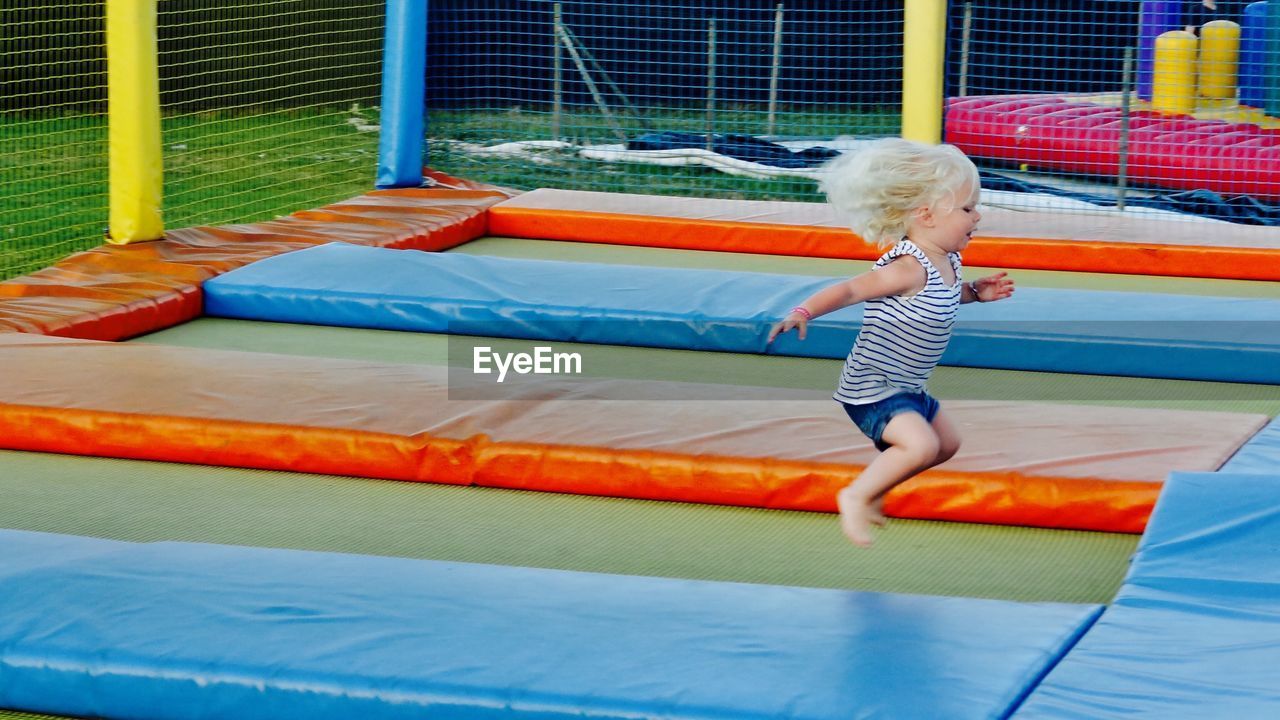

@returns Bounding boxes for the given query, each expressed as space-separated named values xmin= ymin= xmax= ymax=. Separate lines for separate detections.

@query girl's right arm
xmin=767 ymin=258 xmax=924 ymax=343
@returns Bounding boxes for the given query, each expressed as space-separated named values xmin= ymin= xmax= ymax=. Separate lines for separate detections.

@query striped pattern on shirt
xmin=834 ymin=239 xmax=962 ymax=405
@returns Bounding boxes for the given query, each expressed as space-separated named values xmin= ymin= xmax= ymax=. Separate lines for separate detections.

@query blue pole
xmin=1241 ymin=2 xmax=1268 ymax=108
xmin=1269 ymin=0 xmax=1280 ymax=115
xmin=377 ymin=0 xmax=427 ymax=189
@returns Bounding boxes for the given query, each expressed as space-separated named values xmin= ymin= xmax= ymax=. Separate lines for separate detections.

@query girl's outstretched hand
xmin=972 ymin=272 xmax=1015 ymax=303
xmin=768 ymin=311 xmax=808 ymax=343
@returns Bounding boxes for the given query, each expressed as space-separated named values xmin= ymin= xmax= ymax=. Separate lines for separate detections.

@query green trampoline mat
xmin=0 ymin=450 xmax=1134 ymax=604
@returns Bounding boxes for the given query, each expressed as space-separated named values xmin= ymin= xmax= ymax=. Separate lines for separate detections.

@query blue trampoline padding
xmin=0 ymin=528 xmax=1102 ymax=720
xmin=1014 ymin=472 xmax=1280 ymax=718
xmin=1124 ymin=471 xmax=1280 ymax=588
xmin=1219 ymin=416 xmax=1280 ymax=474
xmin=0 ymin=530 xmax=126 ymax=582
xmin=203 ymin=243 xmax=1280 ymax=383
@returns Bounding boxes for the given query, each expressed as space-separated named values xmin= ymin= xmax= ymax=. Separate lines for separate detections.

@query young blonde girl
xmin=769 ymin=138 xmax=1014 ymax=547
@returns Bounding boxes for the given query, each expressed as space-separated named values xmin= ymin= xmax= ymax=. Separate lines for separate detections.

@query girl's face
xmin=919 ymin=181 xmax=981 ymax=252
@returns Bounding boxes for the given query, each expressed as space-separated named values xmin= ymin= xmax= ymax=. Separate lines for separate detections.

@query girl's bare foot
xmin=836 ymin=486 xmax=876 ymax=548
xmin=870 ymin=497 xmax=888 ymax=527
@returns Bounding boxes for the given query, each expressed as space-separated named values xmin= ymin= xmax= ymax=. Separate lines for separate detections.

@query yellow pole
xmin=1153 ymin=30 xmax=1198 ymax=115
xmin=1198 ymin=20 xmax=1240 ymax=100
xmin=902 ymin=0 xmax=947 ymax=144
xmin=107 ymin=0 xmax=164 ymax=243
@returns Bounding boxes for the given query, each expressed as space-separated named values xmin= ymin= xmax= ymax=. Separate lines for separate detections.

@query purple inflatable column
xmin=1138 ymin=1 xmax=1184 ymax=101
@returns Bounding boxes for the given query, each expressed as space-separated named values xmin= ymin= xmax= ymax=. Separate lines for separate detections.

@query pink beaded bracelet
xmin=789 ymin=306 xmax=813 ymax=320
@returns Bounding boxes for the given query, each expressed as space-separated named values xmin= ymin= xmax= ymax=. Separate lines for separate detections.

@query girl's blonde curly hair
xmin=820 ymin=138 xmax=980 ymax=249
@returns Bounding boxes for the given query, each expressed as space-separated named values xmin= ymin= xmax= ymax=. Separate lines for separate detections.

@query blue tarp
xmin=629 ymin=131 xmax=840 ymax=168
xmin=204 ymin=243 xmax=1280 ymax=384
xmin=1014 ymin=472 xmax=1280 ymax=718
xmin=0 ymin=529 xmax=1100 ymax=720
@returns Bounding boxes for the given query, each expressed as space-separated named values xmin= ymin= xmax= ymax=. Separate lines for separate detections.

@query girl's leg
xmin=866 ymin=409 xmax=961 ymax=526
xmin=926 ymin=408 xmax=962 ymax=467
xmin=837 ymin=411 xmax=940 ymax=547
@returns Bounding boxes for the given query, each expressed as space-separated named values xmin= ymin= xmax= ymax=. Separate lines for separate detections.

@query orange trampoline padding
xmin=0 ymin=335 xmax=1266 ymax=533
xmin=487 ymin=189 xmax=1280 ymax=281
xmin=0 ymin=186 xmax=506 ymax=341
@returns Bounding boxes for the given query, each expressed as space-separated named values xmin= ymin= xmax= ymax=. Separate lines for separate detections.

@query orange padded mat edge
xmin=487 ymin=192 xmax=1280 ymax=281
xmin=0 ymin=402 xmax=1159 ymax=533
xmin=0 ymin=178 xmax=507 ymax=340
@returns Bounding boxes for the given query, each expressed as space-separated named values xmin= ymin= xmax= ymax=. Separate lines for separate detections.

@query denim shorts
xmin=842 ymin=391 xmax=940 ymax=452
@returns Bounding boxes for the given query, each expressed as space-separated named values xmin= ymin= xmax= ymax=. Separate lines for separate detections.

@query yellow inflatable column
xmin=1198 ymin=20 xmax=1240 ymax=100
xmin=107 ymin=0 xmax=164 ymax=243
xmin=1153 ymin=30 xmax=1198 ymax=115
xmin=902 ymin=0 xmax=947 ymax=144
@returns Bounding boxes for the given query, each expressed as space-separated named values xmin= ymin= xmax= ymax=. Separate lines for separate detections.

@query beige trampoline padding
xmin=0 ymin=335 xmax=1263 ymax=495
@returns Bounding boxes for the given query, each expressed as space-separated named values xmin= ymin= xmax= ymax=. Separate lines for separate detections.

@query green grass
xmin=1 ymin=103 xmax=895 ymax=281
xmin=0 ymin=111 xmax=109 ymax=279
xmin=431 ymin=141 xmax=826 ymax=200
xmin=0 ymin=105 xmax=379 ymax=281
xmin=161 ymin=105 xmax=379 ymax=226
xmin=426 ymin=105 xmax=900 ymax=199
xmin=1 ymin=103 xmax=896 ymax=281
xmin=431 ymin=105 xmax=899 ymax=145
